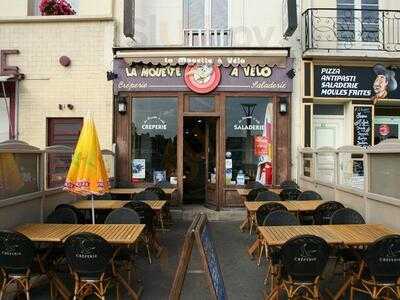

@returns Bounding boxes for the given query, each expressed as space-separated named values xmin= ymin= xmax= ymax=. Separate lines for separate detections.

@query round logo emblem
xmin=379 ymin=124 xmax=391 ymax=136
xmin=184 ymin=64 xmax=221 ymax=94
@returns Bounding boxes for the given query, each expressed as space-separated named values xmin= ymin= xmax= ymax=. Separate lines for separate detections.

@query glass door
xmin=205 ymin=118 xmax=218 ymax=208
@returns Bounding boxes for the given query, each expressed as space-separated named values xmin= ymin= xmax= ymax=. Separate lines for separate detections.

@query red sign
xmin=379 ymin=124 xmax=391 ymax=136
xmin=184 ymin=64 xmax=221 ymax=94
xmin=254 ymin=136 xmax=269 ymax=156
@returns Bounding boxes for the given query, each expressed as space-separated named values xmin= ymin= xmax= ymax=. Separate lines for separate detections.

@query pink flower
xmin=39 ymin=0 xmax=76 ymax=16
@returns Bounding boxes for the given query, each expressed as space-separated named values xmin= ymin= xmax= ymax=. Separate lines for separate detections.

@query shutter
xmin=124 ymin=0 xmax=135 ymax=38
xmin=186 ymin=0 xmax=205 ymax=29
xmin=211 ymin=0 xmax=228 ymax=29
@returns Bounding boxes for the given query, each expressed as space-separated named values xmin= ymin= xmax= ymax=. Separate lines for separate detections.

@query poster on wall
xmin=132 ymin=159 xmax=146 ymax=179
xmin=353 ymin=106 xmax=373 ymax=147
xmin=314 ymin=65 xmax=400 ymax=103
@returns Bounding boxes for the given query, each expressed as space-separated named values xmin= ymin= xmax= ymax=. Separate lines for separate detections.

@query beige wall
xmin=0 ymin=0 xmax=28 ymax=17
xmin=0 ymin=20 xmax=114 ymax=149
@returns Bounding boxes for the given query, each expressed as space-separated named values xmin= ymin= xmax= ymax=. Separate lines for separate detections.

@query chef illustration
xmin=372 ymin=64 xmax=398 ymax=105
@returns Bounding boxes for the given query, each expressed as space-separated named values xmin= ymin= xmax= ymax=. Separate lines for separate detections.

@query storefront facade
xmin=302 ymin=60 xmax=400 ymax=149
xmin=113 ymin=48 xmax=295 ymax=209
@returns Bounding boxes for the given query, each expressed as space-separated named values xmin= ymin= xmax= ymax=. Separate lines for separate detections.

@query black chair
xmin=330 ymin=208 xmax=365 ymax=225
xmin=105 ymin=208 xmax=140 ymax=224
xmin=246 ymin=187 xmax=269 ymax=202
xmin=268 ymin=235 xmax=330 ymax=300
xmin=313 ymin=201 xmax=345 ymax=225
xmin=145 ymin=187 xmax=166 ymax=200
xmin=133 ymin=191 xmax=160 ymax=201
xmin=124 ymin=201 xmax=156 ymax=263
xmin=0 ymin=231 xmax=37 ymax=300
xmin=298 ymin=191 xmax=322 ymax=201
xmin=350 ymin=235 xmax=400 ymax=299
xmin=64 ymin=232 xmax=116 ymax=300
xmin=255 ymin=202 xmax=288 ymax=227
xmin=46 ymin=205 xmax=80 ymax=224
xmin=280 ymin=180 xmax=299 ymax=190
xmin=279 ymin=188 xmax=302 ymax=201
xmin=246 ymin=181 xmax=266 ymax=189
xmin=255 ymin=191 xmax=280 ymax=202
xmin=263 ymin=210 xmax=300 ymax=226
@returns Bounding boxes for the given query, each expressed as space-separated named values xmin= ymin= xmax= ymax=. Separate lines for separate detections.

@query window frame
xmin=184 ymin=0 xmax=231 ymax=30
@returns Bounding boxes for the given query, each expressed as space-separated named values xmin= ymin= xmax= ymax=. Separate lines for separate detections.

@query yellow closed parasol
xmin=64 ymin=113 xmax=109 ymax=223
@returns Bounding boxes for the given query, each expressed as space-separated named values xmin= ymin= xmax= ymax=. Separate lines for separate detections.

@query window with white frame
xmin=337 ymin=0 xmax=379 ymax=43
xmin=30 ymin=0 xmax=79 ymax=16
xmin=184 ymin=0 xmax=230 ymax=47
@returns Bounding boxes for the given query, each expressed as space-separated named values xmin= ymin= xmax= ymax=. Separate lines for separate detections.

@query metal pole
xmin=91 ymin=194 xmax=95 ymax=224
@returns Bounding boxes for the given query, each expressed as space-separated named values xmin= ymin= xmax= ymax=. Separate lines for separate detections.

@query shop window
xmin=225 ymin=97 xmax=273 ymax=186
xmin=338 ymin=153 xmax=364 ymax=190
xmin=374 ymin=107 xmax=400 ymax=144
xmin=0 ymin=153 xmax=40 ymax=200
xmin=189 ymin=96 xmax=215 ymax=112
xmin=47 ymin=118 xmax=83 ymax=189
xmin=369 ymin=153 xmax=400 ymax=198
xmin=132 ymin=97 xmax=177 ymax=184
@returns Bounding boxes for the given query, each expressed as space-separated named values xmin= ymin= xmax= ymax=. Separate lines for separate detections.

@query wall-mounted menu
xmin=354 ymin=106 xmax=373 ymax=147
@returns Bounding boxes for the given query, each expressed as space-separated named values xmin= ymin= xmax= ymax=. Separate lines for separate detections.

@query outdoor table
xmin=72 ymin=199 xmax=168 ymax=230
xmin=15 ymin=223 xmax=145 ymax=300
xmin=240 ymin=200 xmax=324 ymax=233
xmin=257 ymin=224 xmax=397 ymax=300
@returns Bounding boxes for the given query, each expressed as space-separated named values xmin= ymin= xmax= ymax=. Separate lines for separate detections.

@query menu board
xmin=354 ymin=106 xmax=373 ymax=147
xmin=198 ymin=223 xmax=227 ymax=300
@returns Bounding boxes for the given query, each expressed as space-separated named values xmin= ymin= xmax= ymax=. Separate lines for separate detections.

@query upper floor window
xmin=337 ymin=0 xmax=379 ymax=43
xmin=30 ymin=0 xmax=79 ymax=16
xmin=184 ymin=0 xmax=231 ymax=47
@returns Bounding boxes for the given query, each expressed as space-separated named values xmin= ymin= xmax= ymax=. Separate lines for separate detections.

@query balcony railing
xmin=302 ymin=8 xmax=400 ymax=53
xmin=184 ymin=28 xmax=232 ymax=47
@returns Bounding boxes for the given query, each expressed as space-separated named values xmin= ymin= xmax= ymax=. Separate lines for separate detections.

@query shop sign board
xmin=314 ymin=65 xmax=400 ymax=100
xmin=113 ymin=59 xmax=293 ymax=94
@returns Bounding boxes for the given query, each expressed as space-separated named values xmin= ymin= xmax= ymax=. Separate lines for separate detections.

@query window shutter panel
xmin=211 ymin=0 xmax=228 ymax=29
xmin=187 ymin=0 xmax=205 ymax=29
xmin=124 ymin=0 xmax=135 ymax=38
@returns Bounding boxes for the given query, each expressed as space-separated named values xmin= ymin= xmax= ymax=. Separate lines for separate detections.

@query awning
xmin=114 ymin=48 xmax=290 ymax=67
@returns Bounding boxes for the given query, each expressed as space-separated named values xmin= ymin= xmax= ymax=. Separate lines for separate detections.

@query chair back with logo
xmin=255 ymin=191 xmax=280 ymax=202
xmin=297 ymin=191 xmax=322 ymax=201
xmin=256 ymin=202 xmax=287 ymax=225
xmin=313 ymin=201 xmax=345 ymax=225
xmin=247 ymin=187 xmax=269 ymax=202
xmin=263 ymin=210 xmax=299 ymax=226
xmin=64 ymin=232 xmax=113 ymax=280
xmin=280 ymin=235 xmax=330 ymax=282
xmin=364 ymin=235 xmax=400 ymax=283
xmin=279 ymin=188 xmax=302 ymax=201
xmin=0 ymin=231 xmax=36 ymax=275
xmin=330 ymin=208 xmax=365 ymax=225
xmin=105 ymin=208 xmax=140 ymax=224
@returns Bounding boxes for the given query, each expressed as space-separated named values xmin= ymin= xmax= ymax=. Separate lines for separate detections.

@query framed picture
xmin=153 ymin=170 xmax=166 ymax=183
xmin=132 ymin=159 xmax=146 ymax=179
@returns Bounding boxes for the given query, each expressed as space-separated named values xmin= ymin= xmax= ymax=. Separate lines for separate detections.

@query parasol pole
xmin=91 ymin=194 xmax=95 ymax=224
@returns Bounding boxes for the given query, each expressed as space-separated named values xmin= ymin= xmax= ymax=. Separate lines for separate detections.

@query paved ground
xmin=27 ymin=219 xmax=369 ymax=300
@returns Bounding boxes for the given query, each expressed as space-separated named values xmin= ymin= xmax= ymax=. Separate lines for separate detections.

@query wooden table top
xmin=16 ymin=223 xmax=145 ymax=245
xmin=237 ymin=188 xmax=282 ymax=196
xmin=73 ymin=224 xmax=145 ymax=245
xmin=244 ymin=200 xmax=324 ymax=212
xmin=15 ymin=223 xmax=83 ymax=242
xmin=258 ymin=224 xmax=397 ymax=247
xmin=110 ymin=188 xmax=176 ymax=195
xmin=72 ymin=200 xmax=166 ymax=211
